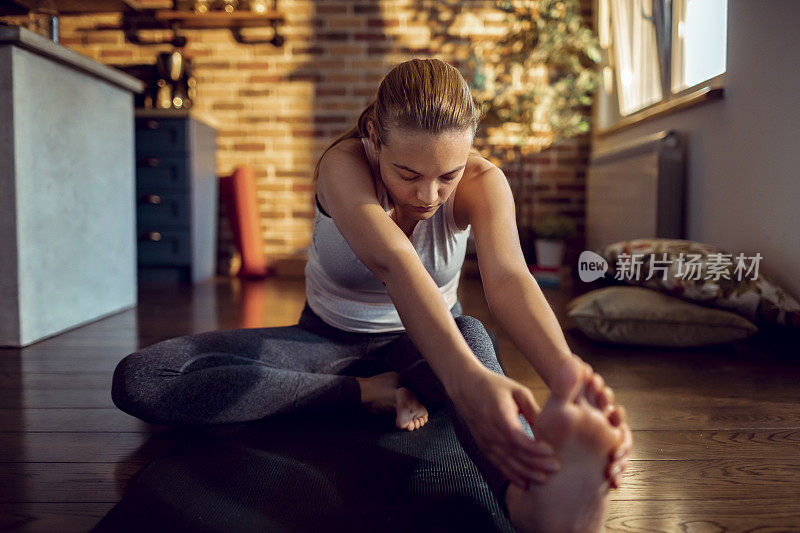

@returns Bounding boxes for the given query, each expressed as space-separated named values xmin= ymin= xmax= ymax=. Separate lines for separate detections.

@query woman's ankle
xmin=356 ymin=371 xmax=400 ymax=407
xmin=355 ymin=376 xmax=373 ymax=405
xmin=504 ymin=482 xmax=522 ymax=521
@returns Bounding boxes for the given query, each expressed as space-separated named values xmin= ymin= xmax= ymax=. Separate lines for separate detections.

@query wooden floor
xmin=1 ymin=269 xmax=799 ymax=532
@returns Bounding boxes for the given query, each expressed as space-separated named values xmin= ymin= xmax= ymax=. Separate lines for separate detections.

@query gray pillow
xmin=567 ymin=286 xmax=758 ymax=347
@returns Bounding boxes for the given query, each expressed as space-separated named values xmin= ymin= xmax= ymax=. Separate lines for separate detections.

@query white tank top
xmin=304 ymin=137 xmax=472 ymax=333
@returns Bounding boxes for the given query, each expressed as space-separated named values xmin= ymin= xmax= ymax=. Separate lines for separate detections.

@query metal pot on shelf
xmin=154 ymin=50 xmax=195 ymax=110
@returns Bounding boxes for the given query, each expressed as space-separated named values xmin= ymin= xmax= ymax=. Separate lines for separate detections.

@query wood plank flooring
xmin=1 ymin=270 xmax=799 ymax=531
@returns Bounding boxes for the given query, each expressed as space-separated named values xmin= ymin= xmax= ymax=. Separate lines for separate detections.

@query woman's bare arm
xmin=459 ymin=164 xmax=633 ymax=487
xmin=457 ymin=165 xmax=576 ymax=386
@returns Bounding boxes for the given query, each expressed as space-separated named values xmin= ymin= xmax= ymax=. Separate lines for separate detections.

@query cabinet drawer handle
xmin=147 ymin=120 xmax=160 ymax=130
xmin=147 ymin=231 xmax=162 ymax=242
xmin=146 ymin=194 xmax=162 ymax=204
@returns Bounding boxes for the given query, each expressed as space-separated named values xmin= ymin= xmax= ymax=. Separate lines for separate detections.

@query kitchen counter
xmin=135 ymin=108 xmax=222 ymax=130
xmin=0 ymin=25 xmax=143 ymax=347
xmin=0 ymin=24 xmax=144 ymax=93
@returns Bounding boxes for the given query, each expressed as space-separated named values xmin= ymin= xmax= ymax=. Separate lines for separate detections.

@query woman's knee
xmin=110 ymin=351 xmax=169 ymax=424
xmin=111 ymin=354 xmax=138 ymax=414
xmin=453 ymin=315 xmax=503 ymax=375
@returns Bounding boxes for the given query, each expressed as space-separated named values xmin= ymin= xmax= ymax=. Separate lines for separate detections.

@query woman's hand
xmin=448 ymin=367 xmax=559 ymax=490
xmin=578 ymin=361 xmax=632 ymax=489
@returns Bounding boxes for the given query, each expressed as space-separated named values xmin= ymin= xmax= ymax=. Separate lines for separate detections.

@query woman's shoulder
xmin=328 ymin=136 xmax=367 ymax=158
xmin=451 ymin=151 xmax=501 ymax=230
xmin=317 ymin=137 xmax=371 ymax=214
xmin=319 ymin=137 xmax=371 ymax=184
xmin=463 ymin=149 xmax=497 ymax=181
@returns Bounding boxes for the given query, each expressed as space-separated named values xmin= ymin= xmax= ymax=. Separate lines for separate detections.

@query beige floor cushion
xmin=567 ymin=286 xmax=759 ymax=347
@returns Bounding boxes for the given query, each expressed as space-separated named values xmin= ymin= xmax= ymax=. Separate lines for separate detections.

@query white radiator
xmin=586 ymin=130 xmax=687 ymax=252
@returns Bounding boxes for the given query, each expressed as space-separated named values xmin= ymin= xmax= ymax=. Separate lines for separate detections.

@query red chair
xmin=219 ymin=165 xmax=271 ymax=279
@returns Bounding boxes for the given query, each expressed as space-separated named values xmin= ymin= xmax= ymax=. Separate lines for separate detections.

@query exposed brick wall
xmin=3 ymin=0 xmax=594 ymax=274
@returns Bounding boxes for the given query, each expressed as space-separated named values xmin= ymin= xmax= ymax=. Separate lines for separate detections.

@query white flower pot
xmin=535 ymin=239 xmax=565 ymax=268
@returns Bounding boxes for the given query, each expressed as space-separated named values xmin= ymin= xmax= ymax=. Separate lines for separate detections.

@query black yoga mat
xmin=92 ymin=406 xmax=515 ymax=533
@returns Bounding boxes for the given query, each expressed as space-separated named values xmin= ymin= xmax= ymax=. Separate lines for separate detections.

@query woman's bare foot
xmin=356 ymin=371 xmax=429 ymax=431
xmin=504 ymin=364 xmax=622 ymax=533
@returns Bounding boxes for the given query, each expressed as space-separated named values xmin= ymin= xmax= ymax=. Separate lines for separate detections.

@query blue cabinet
xmin=135 ymin=112 xmax=218 ymax=284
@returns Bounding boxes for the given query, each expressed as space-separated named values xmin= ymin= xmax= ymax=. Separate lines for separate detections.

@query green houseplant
xmin=468 ymin=0 xmax=602 ymax=148
xmin=533 ymin=214 xmax=577 ymax=267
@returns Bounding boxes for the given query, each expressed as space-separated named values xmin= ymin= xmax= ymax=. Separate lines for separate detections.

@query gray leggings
xmin=111 ymin=300 xmax=517 ymax=513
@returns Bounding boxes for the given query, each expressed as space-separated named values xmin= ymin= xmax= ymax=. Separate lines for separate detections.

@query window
xmin=596 ymin=0 xmax=727 ymax=127
xmin=607 ymin=0 xmax=664 ymax=116
xmin=672 ymin=0 xmax=728 ymax=92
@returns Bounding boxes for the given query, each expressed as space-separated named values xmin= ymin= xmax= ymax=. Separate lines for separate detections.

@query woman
xmin=112 ymin=58 xmax=631 ymax=532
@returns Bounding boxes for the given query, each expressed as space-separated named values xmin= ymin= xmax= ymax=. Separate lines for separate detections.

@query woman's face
xmin=368 ymin=123 xmax=473 ymax=221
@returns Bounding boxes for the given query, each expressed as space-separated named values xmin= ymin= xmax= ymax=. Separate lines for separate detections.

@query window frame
xmin=593 ymin=0 xmax=727 ymax=137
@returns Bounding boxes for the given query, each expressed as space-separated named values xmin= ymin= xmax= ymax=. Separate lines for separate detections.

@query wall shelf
xmin=81 ymin=9 xmax=286 ymax=46
xmin=0 ymin=0 xmax=172 ymax=14
xmin=154 ymin=10 xmax=283 ymax=28
xmin=4 ymin=0 xmax=285 ymax=46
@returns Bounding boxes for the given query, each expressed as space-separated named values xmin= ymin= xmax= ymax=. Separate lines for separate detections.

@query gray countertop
xmin=0 ymin=24 xmax=144 ymax=93
xmin=135 ymin=108 xmax=222 ymax=130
